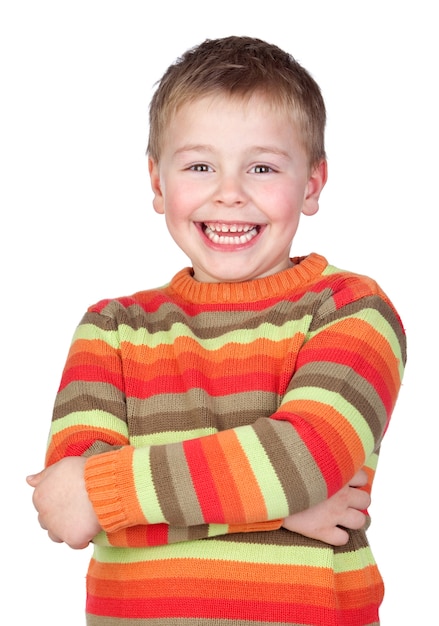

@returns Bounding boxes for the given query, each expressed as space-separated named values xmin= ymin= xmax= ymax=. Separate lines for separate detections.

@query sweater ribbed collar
xmin=168 ymin=253 xmax=328 ymax=304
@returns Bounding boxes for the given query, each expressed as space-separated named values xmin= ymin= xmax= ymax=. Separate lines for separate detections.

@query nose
xmin=214 ymin=173 xmax=247 ymax=207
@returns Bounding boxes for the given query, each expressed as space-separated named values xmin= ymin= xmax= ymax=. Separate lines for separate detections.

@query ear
xmin=148 ymin=157 xmax=165 ymax=214
xmin=302 ymin=159 xmax=328 ymax=216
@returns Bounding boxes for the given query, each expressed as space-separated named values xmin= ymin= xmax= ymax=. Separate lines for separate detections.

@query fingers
xmin=64 ymin=536 xmax=89 ymax=550
xmin=340 ymin=508 xmax=367 ymax=532
xmin=326 ymin=526 xmax=350 ymax=547
xmin=349 ymin=484 xmax=371 ymax=511
xmin=338 ymin=484 xmax=371 ymax=534
xmin=38 ymin=513 xmax=89 ymax=548
xmin=37 ymin=513 xmax=62 ymax=543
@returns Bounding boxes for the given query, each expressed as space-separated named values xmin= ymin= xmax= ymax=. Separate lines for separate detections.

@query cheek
xmin=165 ymin=180 xmax=205 ymax=217
xmin=262 ymin=185 xmax=302 ymax=220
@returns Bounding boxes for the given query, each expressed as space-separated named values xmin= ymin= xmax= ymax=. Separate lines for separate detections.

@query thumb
xmin=349 ymin=468 xmax=368 ymax=488
xmin=26 ymin=470 xmax=44 ymax=486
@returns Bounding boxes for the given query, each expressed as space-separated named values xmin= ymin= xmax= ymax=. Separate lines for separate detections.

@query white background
xmin=1 ymin=1 xmax=436 ymax=623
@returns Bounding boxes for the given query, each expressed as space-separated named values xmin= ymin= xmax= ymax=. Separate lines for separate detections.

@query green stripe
xmin=73 ymin=323 xmax=120 ymax=348
xmin=309 ymin=307 xmax=404 ymax=378
xmin=283 ymin=387 xmax=374 ymax=454
xmin=207 ymin=524 xmax=229 ymax=537
xmin=234 ymin=426 xmax=288 ymax=519
xmin=48 ymin=410 xmax=128 ymax=436
xmin=133 ymin=447 xmax=165 ymax=523
xmin=131 ymin=428 xmax=215 ymax=446
xmin=92 ymin=539 xmax=376 ymax=571
xmin=92 ymin=538 xmax=329 ymax=566
xmin=348 ymin=308 xmax=405 ymax=377
xmin=334 ymin=545 xmax=376 ymax=573
xmin=365 ymin=451 xmax=379 ymax=471
xmin=113 ymin=319 xmax=311 ymax=350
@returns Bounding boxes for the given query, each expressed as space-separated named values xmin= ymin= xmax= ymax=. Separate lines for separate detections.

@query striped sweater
xmin=46 ymin=253 xmax=406 ymax=626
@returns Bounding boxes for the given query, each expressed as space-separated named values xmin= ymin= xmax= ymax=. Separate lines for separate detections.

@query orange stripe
xmin=216 ymin=429 xmax=268 ymax=521
xmin=228 ymin=519 xmax=282 ymax=533
xmin=85 ymin=447 xmax=147 ymax=528
xmin=88 ymin=558 xmax=329 ymax=584
xmin=199 ymin=435 xmax=246 ymax=523
xmin=323 ymin=320 xmax=401 ymax=395
xmin=362 ymin=465 xmax=375 ymax=494
xmin=281 ymin=400 xmax=362 ymax=484
xmin=68 ymin=338 xmax=118 ymax=358
xmin=121 ymin=335 xmax=295 ymax=366
xmin=65 ymin=352 xmax=121 ymax=374
xmin=107 ymin=528 xmax=129 ymax=546
xmin=88 ymin=577 xmax=334 ymax=603
xmin=87 ymin=570 xmax=381 ymax=607
xmin=46 ymin=426 xmax=128 ymax=465
xmin=119 ymin=354 xmax=285 ymax=384
xmin=336 ymin=564 xmax=383 ymax=591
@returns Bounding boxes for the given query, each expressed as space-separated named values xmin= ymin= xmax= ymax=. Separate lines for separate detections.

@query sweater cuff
xmin=84 ymin=447 xmax=139 ymax=533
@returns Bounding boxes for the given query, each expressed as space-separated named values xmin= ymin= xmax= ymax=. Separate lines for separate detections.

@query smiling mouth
xmin=202 ymin=222 xmax=260 ymax=245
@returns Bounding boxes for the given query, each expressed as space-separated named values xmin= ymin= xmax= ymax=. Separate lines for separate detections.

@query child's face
xmin=149 ymin=93 xmax=327 ymax=283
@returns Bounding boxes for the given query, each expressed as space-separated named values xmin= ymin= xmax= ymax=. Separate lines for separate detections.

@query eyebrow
xmin=173 ymin=144 xmax=290 ymax=158
xmin=252 ymin=146 xmax=291 ymax=158
xmin=173 ymin=144 xmax=214 ymax=156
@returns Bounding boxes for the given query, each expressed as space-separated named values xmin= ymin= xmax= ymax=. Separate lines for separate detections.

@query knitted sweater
xmin=46 ymin=253 xmax=406 ymax=626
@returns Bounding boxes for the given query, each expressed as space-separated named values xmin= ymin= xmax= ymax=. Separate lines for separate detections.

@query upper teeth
xmin=204 ymin=223 xmax=259 ymax=244
xmin=205 ymin=223 xmax=254 ymax=233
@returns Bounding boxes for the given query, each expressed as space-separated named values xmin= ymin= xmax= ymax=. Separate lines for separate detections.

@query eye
xmin=251 ymin=164 xmax=274 ymax=174
xmin=189 ymin=163 xmax=212 ymax=172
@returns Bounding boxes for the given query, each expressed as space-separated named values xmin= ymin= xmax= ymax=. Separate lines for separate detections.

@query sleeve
xmin=81 ymin=283 xmax=406 ymax=536
xmin=45 ymin=309 xmax=282 ymax=547
xmin=45 ymin=310 xmax=130 ymax=465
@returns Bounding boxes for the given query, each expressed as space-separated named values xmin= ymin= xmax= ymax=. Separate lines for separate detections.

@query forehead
xmin=166 ymin=92 xmax=299 ymax=135
xmin=158 ymin=93 xmax=308 ymax=167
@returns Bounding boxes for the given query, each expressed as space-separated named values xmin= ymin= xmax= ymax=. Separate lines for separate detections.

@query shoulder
xmin=303 ymin=257 xmax=403 ymax=328
xmin=293 ymin=254 xmax=386 ymax=303
xmin=311 ymin=262 xmax=405 ymax=346
xmin=320 ymin=263 xmax=387 ymax=306
xmin=82 ymin=282 xmax=174 ymax=329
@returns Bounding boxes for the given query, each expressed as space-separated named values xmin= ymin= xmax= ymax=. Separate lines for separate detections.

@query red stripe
xmin=298 ymin=345 xmax=393 ymax=412
xmin=145 ymin=523 xmax=169 ymax=546
xmin=122 ymin=523 xmax=169 ymax=547
xmin=59 ymin=365 xmax=124 ymax=391
xmin=273 ymin=410 xmax=344 ymax=492
xmin=90 ymin=287 xmax=328 ymax=317
xmin=183 ymin=438 xmax=225 ymax=523
xmin=87 ymin=594 xmax=379 ymax=623
xmin=123 ymin=370 xmax=280 ymax=399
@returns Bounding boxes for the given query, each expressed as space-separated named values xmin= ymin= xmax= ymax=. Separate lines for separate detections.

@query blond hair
xmin=147 ymin=36 xmax=326 ymax=169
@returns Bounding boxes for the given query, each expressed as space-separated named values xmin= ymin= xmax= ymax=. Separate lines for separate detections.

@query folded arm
xmin=30 ymin=283 xmax=405 ymax=549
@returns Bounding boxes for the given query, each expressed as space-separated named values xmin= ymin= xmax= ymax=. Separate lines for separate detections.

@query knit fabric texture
xmin=46 ymin=253 xmax=407 ymax=625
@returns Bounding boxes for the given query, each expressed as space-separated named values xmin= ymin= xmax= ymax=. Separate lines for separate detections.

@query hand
xmin=282 ymin=469 xmax=371 ymax=546
xmin=27 ymin=456 xmax=101 ymax=550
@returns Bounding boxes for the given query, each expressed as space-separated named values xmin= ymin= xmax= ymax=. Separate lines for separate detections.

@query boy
xmin=28 ymin=36 xmax=406 ymax=625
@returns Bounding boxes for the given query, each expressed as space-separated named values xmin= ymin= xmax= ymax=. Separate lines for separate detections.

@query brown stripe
xmin=214 ymin=526 xmax=370 ymax=553
xmin=149 ymin=443 xmax=203 ymax=527
xmin=53 ymin=381 xmax=126 ymax=421
xmin=96 ymin=290 xmax=327 ymax=339
xmin=127 ymin=391 xmax=278 ymax=436
xmin=289 ymin=362 xmax=386 ymax=444
xmin=253 ymin=418 xmax=323 ymax=512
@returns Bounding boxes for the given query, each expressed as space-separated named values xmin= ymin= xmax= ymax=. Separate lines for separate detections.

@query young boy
xmin=28 ymin=36 xmax=406 ymax=625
